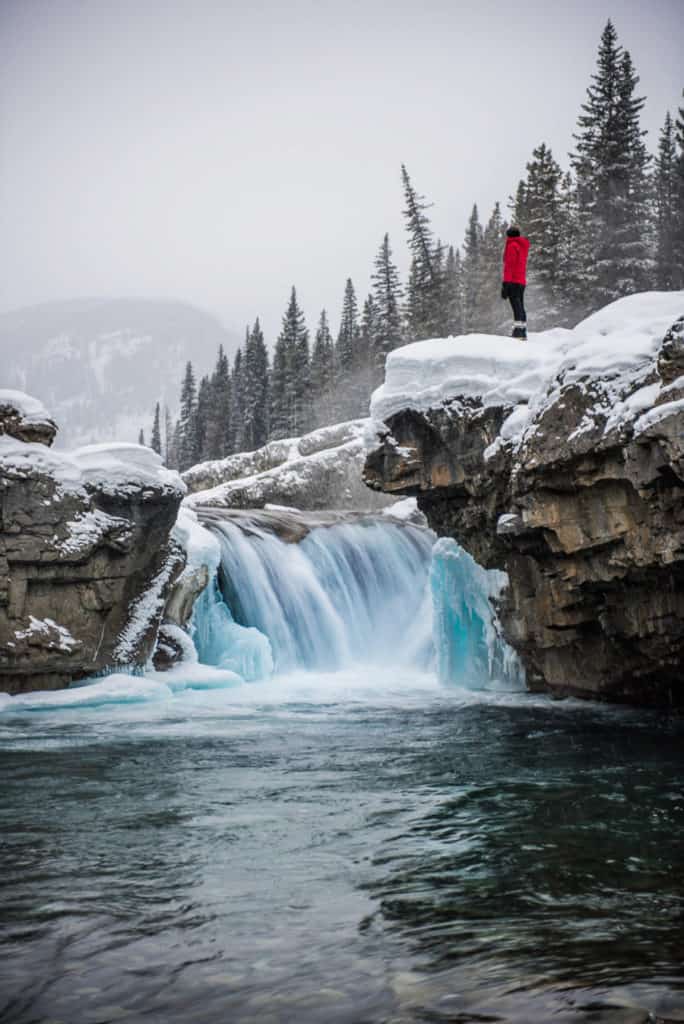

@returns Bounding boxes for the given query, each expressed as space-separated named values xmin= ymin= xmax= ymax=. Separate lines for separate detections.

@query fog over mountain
xmin=0 ymin=298 xmax=239 ymax=448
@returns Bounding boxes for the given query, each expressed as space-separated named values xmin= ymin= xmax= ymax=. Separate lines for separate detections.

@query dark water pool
xmin=1 ymin=674 xmax=682 ymax=1023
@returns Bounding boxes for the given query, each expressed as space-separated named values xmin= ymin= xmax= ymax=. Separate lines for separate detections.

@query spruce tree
xmin=371 ymin=233 xmax=404 ymax=377
xmin=462 ymin=204 xmax=485 ymax=331
xmin=270 ymin=287 xmax=309 ymax=439
xmin=243 ymin=319 xmax=270 ymax=450
xmin=571 ymin=21 xmax=651 ymax=306
xmin=335 ymin=279 xmax=361 ymax=420
xmin=358 ymin=294 xmax=378 ymax=406
xmin=514 ymin=143 xmax=565 ymax=326
xmin=672 ymin=97 xmax=684 ymax=288
xmin=178 ymin=361 xmax=198 ymax=471
xmin=204 ymin=345 xmax=231 ymax=460
xmin=653 ymin=112 xmax=679 ymax=289
xmin=310 ymin=310 xmax=335 ymax=427
xmin=195 ymin=374 xmax=211 ymax=462
xmin=150 ymin=402 xmax=162 ymax=455
xmin=444 ymin=245 xmax=466 ymax=337
xmin=138 ymin=428 xmax=145 ymax=446
xmin=231 ymin=344 xmax=245 ymax=452
xmin=401 ymin=165 xmax=446 ymax=339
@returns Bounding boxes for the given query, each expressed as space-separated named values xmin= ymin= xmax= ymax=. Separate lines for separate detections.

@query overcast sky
xmin=1 ymin=0 xmax=682 ymax=341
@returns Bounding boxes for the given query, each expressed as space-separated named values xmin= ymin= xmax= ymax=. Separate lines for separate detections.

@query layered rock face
xmin=0 ymin=392 xmax=185 ymax=693
xmin=364 ymin=294 xmax=684 ymax=705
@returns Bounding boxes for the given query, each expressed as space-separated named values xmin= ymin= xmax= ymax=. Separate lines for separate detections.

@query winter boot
xmin=512 ymin=321 xmax=527 ymax=340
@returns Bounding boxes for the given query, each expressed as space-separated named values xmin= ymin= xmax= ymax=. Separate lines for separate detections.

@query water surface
xmin=1 ymin=671 xmax=682 ymax=1023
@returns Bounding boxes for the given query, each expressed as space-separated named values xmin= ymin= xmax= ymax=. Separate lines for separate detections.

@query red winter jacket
xmin=502 ymin=235 xmax=530 ymax=285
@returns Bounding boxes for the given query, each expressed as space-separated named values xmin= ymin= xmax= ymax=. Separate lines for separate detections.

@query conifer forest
xmin=148 ymin=21 xmax=684 ymax=472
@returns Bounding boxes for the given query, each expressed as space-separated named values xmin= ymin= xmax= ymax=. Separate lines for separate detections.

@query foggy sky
xmin=1 ymin=0 xmax=682 ymax=341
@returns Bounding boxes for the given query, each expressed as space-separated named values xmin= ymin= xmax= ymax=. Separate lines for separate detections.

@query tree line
xmin=140 ymin=20 xmax=684 ymax=472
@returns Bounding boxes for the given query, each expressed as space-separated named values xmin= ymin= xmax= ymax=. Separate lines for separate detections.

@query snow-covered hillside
xmin=0 ymin=298 xmax=239 ymax=448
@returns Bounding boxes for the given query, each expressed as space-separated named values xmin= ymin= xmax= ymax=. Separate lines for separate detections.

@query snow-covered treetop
xmin=370 ymin=292 xmax=684 ymax=431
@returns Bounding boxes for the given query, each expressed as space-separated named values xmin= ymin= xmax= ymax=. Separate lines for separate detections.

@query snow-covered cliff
xmin=364 ymin=292 xmax=684 ymax=705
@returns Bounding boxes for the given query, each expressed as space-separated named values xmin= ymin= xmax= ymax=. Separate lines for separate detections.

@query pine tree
xmin=401 ymin=165 xmax=446 ymax=339
xmin=231 ymin=343 xmax=245 ymax=452
xmin=150 ymin=402 xmax=162 ymax=455
xmin=195 ymin=374 xmax=211 ymax=462
xmin=571 ymin=21 xmax=651 ymax=306
xmin=335 ymin=278 xmax=361 ymax=420
xmin=671 ymin=97 xmax=684 ymax=288
xmin=177 ymin=361 xmax=198 ymax=471
xmin=310 ymin=309 xmax=335 ymax=427
xmin=357 ymin=294 xmax=378 ymax=406
xmin=243 ymin=319 xmax=270 ymax=450
xmin=462 ymin=204 xmax=485 ymax=331
xmin=371 ymin=233 xmax=404 ymax=377
xmin=270 ymin=287 xmax=309 ymax=439
xmin=138 ymin=428 xmax=145 ymax=446
xmin=653 ymin=112 xmax=679 ymax=289
xmin=444 ymin=245 xmax=466 ymax=337
xmin=204 ymin=345 xmax=232 ymax=460
xmin=514 ymin=143 xmax=566 ymax=326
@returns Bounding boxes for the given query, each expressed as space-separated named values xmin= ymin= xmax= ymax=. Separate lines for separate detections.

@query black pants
xmin=506 ymin=283 xmax=526 ymax=323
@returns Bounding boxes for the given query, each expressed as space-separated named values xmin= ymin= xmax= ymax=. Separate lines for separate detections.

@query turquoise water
xmin=1 ymin=673 xmax=682 ymax=1023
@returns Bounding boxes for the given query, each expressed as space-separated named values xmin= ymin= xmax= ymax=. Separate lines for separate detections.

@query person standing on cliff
xmin=501 ymin=227 xmax=530 ymax=339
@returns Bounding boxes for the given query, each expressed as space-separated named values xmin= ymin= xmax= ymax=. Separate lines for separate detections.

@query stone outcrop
xmin=0 ymin=394 xmax=185 ymax=693
xmin=183 ymin=419 xmax=393 ymax=511
xmin=365 ymin=306 xmax=684 ymax=706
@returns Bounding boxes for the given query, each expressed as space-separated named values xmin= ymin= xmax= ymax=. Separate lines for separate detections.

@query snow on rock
xmin=0 ymin=388 xmax=57 ymax=446
xmin=0 ymin=436 xmax=185 ymax=498
xmin=0 ymin=389 xmax=51 ymax=425
xmin=371 ymin=291 xmax=684 ymax=457
xmin=184 ymin=418 xmax=392 ymax=512
xmin=1 ymin=394 xmax=186 ymax=694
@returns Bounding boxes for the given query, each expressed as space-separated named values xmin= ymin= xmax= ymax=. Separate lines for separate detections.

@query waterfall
xmin=189 ymin=510 xmax=523 ymax=691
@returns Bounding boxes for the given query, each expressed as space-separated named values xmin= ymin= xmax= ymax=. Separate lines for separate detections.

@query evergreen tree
xmin=231 ymin=343 xmax=245 ymax=452
xmin=204 ymin=345 xmax=232 ymax=460
xmin=335 ymin=278 xmax=361 ymax=420
xmin=177 ymin=361 xmax=198 ymax=471
xmin=444 ymin=245 xmax=466 ymax=337
xmin=653 ymin=112 xmax=679 ymax=289
xmin=571 ymin=21 xmax=652 ymax=306
xmin=671 ymin=97 xmax=684 ymax=288
xmin=243 ymin=319 xmax=270 ymax=450
xmin=270 ymin=287 xmax=309 ymax=439
xmin=150 ymin=402 xmax=162 ymax=455
xmin=478 ymin=203 xmax=508 ymax=332
xmin=513 ymin=143 xmax=566 ymax=326
xmin=310 ymin=309 xmax=335 ymax=427
xmin=195 ymin=374 xmax=211 ymax=462
xmin=462 ymin=204 xmax=485 ymax=331
xmin=357 ymin=294 xmax=378 ymax=405
xmin=371 ymin=233 xmax=404 ymax=376
xmin=401 ymin=165 xmax=446 ymax=339
xmin=138 ymin=428 xmax=145 ymax=446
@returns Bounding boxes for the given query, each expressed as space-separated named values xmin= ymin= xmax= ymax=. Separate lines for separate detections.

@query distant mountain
xmin=0 ymin=298 xmax=239 ymax=448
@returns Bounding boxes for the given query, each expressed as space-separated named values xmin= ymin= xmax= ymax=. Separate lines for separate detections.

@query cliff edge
xmin=364 ymin=292 xmax=684 ymax=705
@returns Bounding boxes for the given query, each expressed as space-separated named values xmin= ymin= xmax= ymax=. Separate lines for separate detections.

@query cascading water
xmin=190 ymin=510 xmax=523 ymax=691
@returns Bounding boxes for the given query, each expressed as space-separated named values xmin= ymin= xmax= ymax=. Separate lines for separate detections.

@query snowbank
xmin=371 ymin=291 xmax=684 ymax=453
xmin=0 ymin=436 xmax=185 ymax=498
xmin=0 ymin=389 xmax=52 ymax=425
